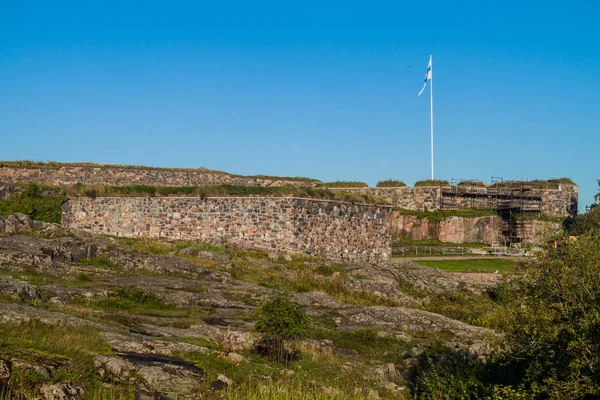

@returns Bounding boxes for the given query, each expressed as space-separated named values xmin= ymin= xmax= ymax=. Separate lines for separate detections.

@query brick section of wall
xmin=61 ymin=197 xmax=391 ymax=263
xmin=0 ymin=166 xmax=315 ymax=188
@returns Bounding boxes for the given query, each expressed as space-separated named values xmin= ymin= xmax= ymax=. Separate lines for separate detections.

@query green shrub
xmin=253 ymin=293 xmax=310 ymax=363
xmin=0 ymin=183 xmax=64 ymax=223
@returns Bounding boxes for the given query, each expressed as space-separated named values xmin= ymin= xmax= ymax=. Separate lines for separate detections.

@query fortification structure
xmin=325 ymin=183 xmax=578 ymax=218
xmin=0 ymin=164 xmax=577 ymax=217
xmin=1 ymin=163 xmax=578 ymax=249
xmin=62 ymin=196 xmax=392 ymax=263
xmin=0 ymin=164 xmax=318 ymax=188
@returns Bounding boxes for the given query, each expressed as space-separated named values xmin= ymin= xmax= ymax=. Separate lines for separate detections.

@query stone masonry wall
xmin=0 ymin=166 xmax=315 ymax=188
xmin=61 ymin=197 xmax=392 ymax=263
xmin=328 ymin=185 xmax=577 ymax=217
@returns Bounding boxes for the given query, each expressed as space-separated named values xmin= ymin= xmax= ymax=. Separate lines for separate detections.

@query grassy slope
xmin=414 ymin=258 xmax=517 ymax=273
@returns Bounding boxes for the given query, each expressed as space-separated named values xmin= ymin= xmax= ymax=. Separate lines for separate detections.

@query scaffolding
xmin=440 ymin=179 xmax=543 ymax=244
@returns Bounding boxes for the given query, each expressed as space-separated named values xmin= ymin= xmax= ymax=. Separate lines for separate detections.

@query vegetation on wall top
xmin=65 ymin=184 xmax=388 ymax=204
xmin=375 ymin=180 xmax=407 ymax=188
xmin=0 ymin=160 xmax=321 ymax=183
xmin=315 ymin=181 xmax=369 ymax=188
xmin=414 ymin=179 xmax=450 ymax=187
xmin=457 ymin=180 xmax=486 ymax=187
xmin=491 ymin=178 xmax=577 ymax=189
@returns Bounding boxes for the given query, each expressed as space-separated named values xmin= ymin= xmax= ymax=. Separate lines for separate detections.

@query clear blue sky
xmin=1 ymin=1 xmax=599 ymax=210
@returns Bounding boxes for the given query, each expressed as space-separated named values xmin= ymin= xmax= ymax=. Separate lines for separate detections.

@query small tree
xmin=253 ymin=293 xmax=310 ymax=363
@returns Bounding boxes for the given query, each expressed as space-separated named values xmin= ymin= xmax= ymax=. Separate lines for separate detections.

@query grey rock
xmin=226 ymin=352 xmax=248 ymax=364
xmin=0 ymin=276 xmax=42 ymax=299
xmin=0 ymin=359 xmax=10 ymax=380
xmin=0 ymin=303 xmax=118 ymax=331
xmin=40 ymin=383 xmax=85 ymax=400
xmin=5 ymin=213 xmax=33 ymax=234
xmin=293 ymin=291 xmax=352 ymax=310
xmin=339 ymin=306 xmax=493 ymax=344
xmin=94 ymin=352 xmax=206 ymax=399
xmin=100 ymin=332 xmax=212 ymax=357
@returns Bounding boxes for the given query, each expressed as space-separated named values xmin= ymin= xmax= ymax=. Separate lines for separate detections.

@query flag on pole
xmin=417 ymin=56 xmax=432 ymax=96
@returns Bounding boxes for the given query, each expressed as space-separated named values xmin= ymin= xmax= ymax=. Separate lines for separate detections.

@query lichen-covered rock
xmin=40 ymin=383 xmax=85 ymax=400
xmin=100 ymin=332 xmax=211 ymax=357
xmin=0 ymin=359 xmax=11 ymax=381
xmin=94 ymin=353 xmax=205 ymax=399
xmin=340 ymin=305 xmax=493 ymax=344
xmin=0 ymin=276 xmax=42 ymax=299
xmin=3 ymin=213 xmax=33 ymax=234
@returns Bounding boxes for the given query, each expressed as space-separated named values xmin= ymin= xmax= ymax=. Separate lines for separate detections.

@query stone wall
xmin=62 ymin=197 xmax=392 ymax=263
xmin=390 ymin=212 xmax=502 ymax=245
xmin=328 ymin=184 xmax=578 ymax=217
xmin=516 ymin=220 xmax=562 ymax=244
xmin=0 ymin=166 xmax=315 ymax=188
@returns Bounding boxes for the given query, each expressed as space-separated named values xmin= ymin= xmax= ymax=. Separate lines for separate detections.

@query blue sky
xmin=1 ymin=1 xmax=599 ymax=209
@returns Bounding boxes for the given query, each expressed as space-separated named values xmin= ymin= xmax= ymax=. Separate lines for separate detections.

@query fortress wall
xmin=540 ymin=185 xmax=578 ymax=217
xmin=328 ymin=185 xmax=577 ymax=217
xmin=0 ymin=166 xmax=314 ymax=188
xmin=61 ymin=197 xmax=392 ymax=263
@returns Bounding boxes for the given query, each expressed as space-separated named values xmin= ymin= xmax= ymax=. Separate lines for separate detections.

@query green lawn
xmin=415 ymin=258 xmax=517 ymax=273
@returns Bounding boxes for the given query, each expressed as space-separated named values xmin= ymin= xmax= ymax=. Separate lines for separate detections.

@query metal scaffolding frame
xmin=440 ymin=179 xmax=543 ymax=244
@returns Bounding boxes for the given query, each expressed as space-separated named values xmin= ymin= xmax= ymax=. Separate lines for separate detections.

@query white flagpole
xmin=429 ymin=55 xmax=434 ymax=180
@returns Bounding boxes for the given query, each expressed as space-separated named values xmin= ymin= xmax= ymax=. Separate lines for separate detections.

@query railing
xmin=392 ymin=246 xmax=529 ymax=257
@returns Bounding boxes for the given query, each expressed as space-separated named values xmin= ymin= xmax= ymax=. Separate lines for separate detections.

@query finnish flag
xmin=418 ymin=56 xmax=432 ymax=96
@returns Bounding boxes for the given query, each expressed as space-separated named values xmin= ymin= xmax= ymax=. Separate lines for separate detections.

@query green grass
xmin=457 ymin=180 xmax=486 ymax=187
xmin=414 ymin=179 xmax=450 ymax=187
xmin=79 ymin=255 xmax=119 ymax=269
xmin=514 ymin=213 xmax=565 ymax=223
xmin=66 ymin=183 xmax=388 ymax=204
xmin=315 ymin=181 xmax=369 ymax=188
xmin=414 ymin=258 xmax=517 ymax=273
xmin=375 ymin=180 xmax=407 ymax=188
xmin=392 ymin=238 xmax=489 ymax=248
xmin=115 ymin=237 xmax=200 ymax=255
xmin=490 ymin=178 xmax=576 ymax=189
xmin=0 ymin=321 xmax=117 ymax=398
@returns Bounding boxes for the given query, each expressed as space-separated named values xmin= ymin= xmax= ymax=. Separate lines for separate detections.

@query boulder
xmin=5 ymin=213 xmax=33 ymax=234
xmin=40 ymin=383 xmax=85 ymax=400
xmin=0 ymin=359 xmax=11 ymax=381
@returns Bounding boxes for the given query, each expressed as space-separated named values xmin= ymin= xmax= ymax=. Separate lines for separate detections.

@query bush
xmin=0 ymin=183 xmax=64 ymax=223
xmin=488 ymin=282 xmax=510 ymax=304
xmin=253 ymin=293 xmax=310 ymax=363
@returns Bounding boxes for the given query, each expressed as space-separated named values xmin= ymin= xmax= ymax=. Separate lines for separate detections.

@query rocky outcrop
xmin=391 ymin=212 xmax=502 ymax=244
xmin=439 ymin=216 xmax=501 ymax=244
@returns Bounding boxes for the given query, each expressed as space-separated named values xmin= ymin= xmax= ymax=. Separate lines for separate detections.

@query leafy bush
xmin=253 ymin=293 xmax=310 ymax=363
xmin=487 ymin=282 xmax=510 ymax=304
xmin=0 ymin=183 xmax=64 ymax=223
